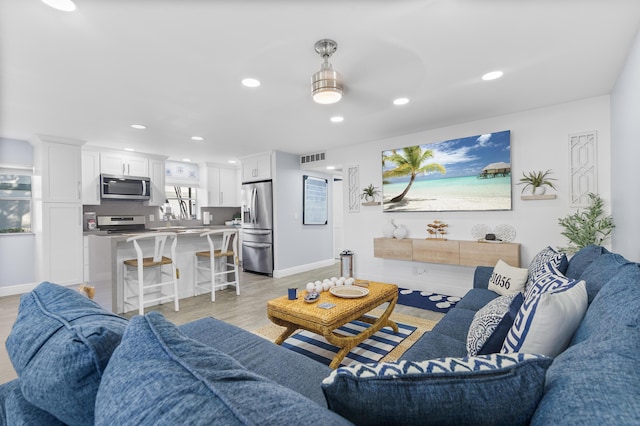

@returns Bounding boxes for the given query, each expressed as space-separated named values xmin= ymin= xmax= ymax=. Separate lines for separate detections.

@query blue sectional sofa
xmin=1 ymin=245 xmax=638 ymax=425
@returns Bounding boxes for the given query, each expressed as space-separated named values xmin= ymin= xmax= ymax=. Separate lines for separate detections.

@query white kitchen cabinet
xmin=100 ymin=151 xmax=149 ymax=177
xmin=31 ymin=135 xmax=83 ymax=203
xmin=205 ymin=164 xmax=239 ymax=206
xmin=146 ymin=158 xmax=166 ymax=206
xmin=39 ymin=203 xmax=84 ymax=286
xmin=81 ymin=149 xmax=101 ymax=205
xmin=241 ymin=153 xmax=272 ymax=182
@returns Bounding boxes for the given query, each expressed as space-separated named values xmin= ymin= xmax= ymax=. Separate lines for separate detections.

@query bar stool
xmin=122 ymin=232 xmax=179 ymax=315
xmin=194 ymin=229 xmax=240 ymax=301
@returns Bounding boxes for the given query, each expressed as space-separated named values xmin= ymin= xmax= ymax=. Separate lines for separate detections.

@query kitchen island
xmin=86 ymin=226 xmax=239 ymax=313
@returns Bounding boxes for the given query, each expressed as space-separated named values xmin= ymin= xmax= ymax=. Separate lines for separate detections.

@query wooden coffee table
xmin=266 ymin=281 xmax=399 ymax=369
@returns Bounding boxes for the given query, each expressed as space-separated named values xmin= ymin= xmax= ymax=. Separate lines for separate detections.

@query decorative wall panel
xmin=569 ymin=131 xmax=597 ymax=207
xmin=347 ymin=165 xmax=360 ymax=212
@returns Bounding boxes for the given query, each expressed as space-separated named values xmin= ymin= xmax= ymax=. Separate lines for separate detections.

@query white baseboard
xmin=0 ymin=282 xmax=39 ymax=298
xmin=272 ymin=259 xmax=337 ymax=278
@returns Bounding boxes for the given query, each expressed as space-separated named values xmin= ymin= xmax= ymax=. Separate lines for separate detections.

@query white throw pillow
xmin=487 ymin=259 xmax=529 ymax=296
xmin=502 ymin=274 xmax=588 ymax=357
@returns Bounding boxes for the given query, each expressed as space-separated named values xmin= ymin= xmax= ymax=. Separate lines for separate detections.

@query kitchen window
xmin=0 ymin=173 xmax=32 ymax=233
xmin=164 ymin=186 xmax=198 ymax=220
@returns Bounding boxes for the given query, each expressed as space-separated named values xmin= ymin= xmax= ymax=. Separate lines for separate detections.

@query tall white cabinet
xmin=31 ymin=135 xmax=85 ymax=286
xmin=204 ymin=163 xmax=239 ymax=206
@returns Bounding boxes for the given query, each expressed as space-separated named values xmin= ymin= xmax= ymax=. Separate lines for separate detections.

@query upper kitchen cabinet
xmin=146 ymin=157 xmax=166 ymax=207
xmin=30 ymin=134 xmax=85 ymax=203
xmin=101 ymin=151 xmax=149 ymax=177
xmin=241 ymin=152 xmax=272 ymax=183
xmin=81 ymin=148 xmax=101 ymax=205
xmin=204 ymin=163 xmax=239 ymax=206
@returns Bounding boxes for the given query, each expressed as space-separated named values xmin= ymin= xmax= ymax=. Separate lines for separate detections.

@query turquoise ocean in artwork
xmin=385 ymin=175 xmax=510 ymax=198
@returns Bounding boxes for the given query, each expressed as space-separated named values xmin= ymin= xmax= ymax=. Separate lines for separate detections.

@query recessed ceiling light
xmin=191 ymin=136 xmax=204 ymax=141
xmin=124 ymin=148 xmax=135 ymax=152
xmin=130 ymin=124 xmax=146 ymax=130
xmin=41 ymin=0 xmax=76 ymax=12
xmin=242 ymin=78 xmax=261 ymax=88
xmin=330 ymin=116 xmax=344 ymax=123
xmin=482 ymin=71 xmax=504 ymax=81
xmin=393 ymin=97 xmax=410 ymax=106
xmin=228 ymin=160 xmax=237 ymax=164
xmin=183 ymin=159 xmax=191 ymax=162
xmin=326 ymin=165 xmax=336 ymax=170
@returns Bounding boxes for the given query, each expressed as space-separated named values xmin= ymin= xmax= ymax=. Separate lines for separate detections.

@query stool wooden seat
xmin=194 ymin=229 xmax=240 ymax=302
xmin=123 ymin=232 xmax=179 ymax=315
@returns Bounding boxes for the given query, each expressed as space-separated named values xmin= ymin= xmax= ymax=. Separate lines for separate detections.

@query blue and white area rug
xmin=397 ymin=288 xmax=461 ymax=314
xmin=280 ymin=319 xmax=417 ymax=367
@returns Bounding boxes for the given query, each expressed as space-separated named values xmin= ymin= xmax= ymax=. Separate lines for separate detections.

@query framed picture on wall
xmin=303 ymin=175 xmax=328 ymax=225
xmin=382 ymin=130 xmax=512 ymax=212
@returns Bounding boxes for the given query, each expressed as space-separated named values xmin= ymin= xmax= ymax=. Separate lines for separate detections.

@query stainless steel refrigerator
xmin=241 ymin=180 xmax=273 ymax=275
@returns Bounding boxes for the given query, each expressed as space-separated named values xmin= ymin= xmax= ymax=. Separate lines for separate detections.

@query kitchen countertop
xmin=83 ymin=225 xmax=240 ymax=237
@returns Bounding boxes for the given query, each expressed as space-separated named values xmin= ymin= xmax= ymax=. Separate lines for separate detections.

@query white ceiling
xmin=1 ymin=0 xmax=639 ymax=167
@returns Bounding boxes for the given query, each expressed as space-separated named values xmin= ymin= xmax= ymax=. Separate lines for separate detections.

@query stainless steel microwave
xmin=100 ymin=174 xmax=151 ymax=200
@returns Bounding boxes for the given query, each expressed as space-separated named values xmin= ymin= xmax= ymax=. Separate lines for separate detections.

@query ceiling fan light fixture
xmin=312 ymin=39 xmax=343 ymax=104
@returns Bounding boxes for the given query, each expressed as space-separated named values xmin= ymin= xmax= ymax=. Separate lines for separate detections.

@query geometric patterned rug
xmin=253 ymin=310 xmax=437 ymax=367
xmin=397 ymin=288 xmax=461 ymax=314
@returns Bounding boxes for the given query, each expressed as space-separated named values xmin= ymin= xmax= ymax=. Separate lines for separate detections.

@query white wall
xmin=273 ymin=151 xmax=335 ymax=277
xmin=611 ymin=29 xmax=640 ymax=262
xmin=329 ymin=96 xmax=612 ymax=297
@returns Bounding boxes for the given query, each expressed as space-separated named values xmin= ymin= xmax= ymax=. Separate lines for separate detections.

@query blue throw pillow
xmin=2 ymin=380 xmax=65 ymax=426
xmin=95 ymin=312 xmax=351 ymax=426
xmin=466 ymin=293 xmax=523 ymax=356
xmin=5 ymin=282 xmax=128 ymax=425
xmin=322 ymin=353 xmax=552 ymax=426
xmin=526 ymin=246 xmax=568 ymax=292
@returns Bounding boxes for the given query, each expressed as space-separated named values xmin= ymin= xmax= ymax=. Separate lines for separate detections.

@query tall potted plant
xmin=557 ymin=193 xmax=615 ymax=253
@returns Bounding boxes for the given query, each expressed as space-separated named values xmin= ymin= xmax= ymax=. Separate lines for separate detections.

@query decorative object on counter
xmin=360 ymin=183 xmax=381 ymax=205
xmin=426 ymin=220 xmax=448 ymax=240
xmin=471 ymin=224 xmax=516 ymax=243
xmin=557 ymin=192 xmax=614 ymax=253
xmin=393 ymin=224 xmax=408 ymax=240
xmin=382 ymin=218 xmax=396 ymax=238
xmin=518 ymin=169 xmax=557 ymax=195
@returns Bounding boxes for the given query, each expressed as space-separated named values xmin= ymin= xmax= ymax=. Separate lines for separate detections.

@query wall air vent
xmin=300 ymin=152 xmax=326 ymax=164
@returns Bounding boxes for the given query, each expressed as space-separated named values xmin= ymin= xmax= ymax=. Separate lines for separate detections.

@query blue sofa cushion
xmin=467 ymin=293 xmax=523 ymax=356
xmin=454 ymin=288 xmax=500 ymax=312
xmin=577 ymin=252 xmax=634 ymax=304
xmin=564 ymin=244 xmax=608 ymax=280
xmin=400 ymin=330 xmax=468 ymax=361
xmin=5 ymin=282 xmax=128 ymax=426
xmin=525 ymin=246 xmax=568 ymax=291
xmin=179 ymin=316 xmax=332 ymax=407
xmin=571 ymin=263 xmax=640 ymax=345
xmin=503 ymin=268 xmax=587 ymax=357
xmin=95 ymin=312 xmax=351 ymax=425
xmin=1 ymin=380 xmax=65 ymax=426
xmin=322 ymin=353 xmax=552 ymax=426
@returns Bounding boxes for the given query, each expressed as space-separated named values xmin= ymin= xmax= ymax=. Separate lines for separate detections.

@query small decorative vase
xmin=364 ymin=194 xmax=374 ymax=203
xmin=382 ymin=219 xmax=396 ymax=238
xmin=532 ymin=186 xmax=546 ymax=196
xmin=393 ymin=224 xmax=408 ymax=240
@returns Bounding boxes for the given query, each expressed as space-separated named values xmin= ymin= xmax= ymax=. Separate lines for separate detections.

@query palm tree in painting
xmin=383 ymin=146 xmax=446 ymax=203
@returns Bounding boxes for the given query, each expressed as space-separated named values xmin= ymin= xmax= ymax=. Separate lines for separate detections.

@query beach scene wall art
xmin=382 ymin=130 xmax=512 ymax=212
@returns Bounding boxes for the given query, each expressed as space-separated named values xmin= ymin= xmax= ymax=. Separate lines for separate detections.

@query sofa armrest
xmin=474 ymin=266 xmax=494 ymax=289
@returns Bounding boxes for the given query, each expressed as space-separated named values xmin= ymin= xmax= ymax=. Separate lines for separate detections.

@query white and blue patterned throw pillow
xmin=321 ymin=353 xmax=552 ymax=426
xmin=525 ymin=246 xmax=568 ymax=292
xmin=466 ymin=293 xmax=523 ymax=356
xmin=502 ymin=271 xmax=588 ymax=357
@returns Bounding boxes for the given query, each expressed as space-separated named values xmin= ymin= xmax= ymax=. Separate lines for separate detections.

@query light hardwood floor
xmin=0 ymin=262 xmax=443 ymax=384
